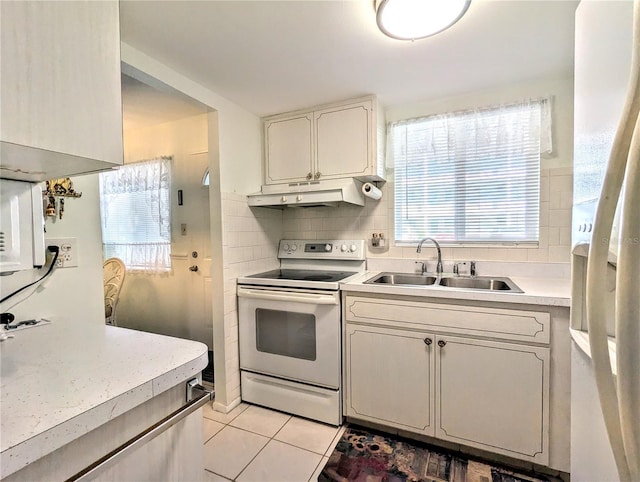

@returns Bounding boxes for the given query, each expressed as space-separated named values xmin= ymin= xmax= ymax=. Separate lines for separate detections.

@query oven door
xmin=237 ymin=285 xmax=341 ymax=389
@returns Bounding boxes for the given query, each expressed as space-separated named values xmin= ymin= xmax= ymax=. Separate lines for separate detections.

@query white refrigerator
xmin=571 ymin=1 xmax=640 ymax=481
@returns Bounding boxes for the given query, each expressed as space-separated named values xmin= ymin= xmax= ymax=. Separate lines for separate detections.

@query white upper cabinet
xmin=263 ymin=96 xmax=385 ymax=186
xmin=265 ymin=114 xmax=314 ymax=184
xmin=0 ymin=1 xmax=123 ymax=182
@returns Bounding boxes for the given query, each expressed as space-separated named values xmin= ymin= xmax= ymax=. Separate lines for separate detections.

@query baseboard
xmin=212 ymin=396 xmax=241 ymax=414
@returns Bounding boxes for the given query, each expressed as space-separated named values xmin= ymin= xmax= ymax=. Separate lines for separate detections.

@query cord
xmin=0 ymin=246 xmax=59 ymax=304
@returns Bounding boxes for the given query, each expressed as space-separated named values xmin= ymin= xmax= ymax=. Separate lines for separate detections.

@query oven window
xmin=255 ymin=309 xmax=316 ymax=361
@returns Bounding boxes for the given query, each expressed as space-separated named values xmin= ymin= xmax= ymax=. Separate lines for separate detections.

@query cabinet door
xmin=345 ymin=324 xmax=435 ymax=436
xmin=435 ymin=335 xmax=550 ymax=465
xmin=1 ymin=1 xmax=123 ymax=179
xmin=314 ymin=101 xmax=372 ymax=180
xmin=264 ymin=114 xmax=313 ymax=184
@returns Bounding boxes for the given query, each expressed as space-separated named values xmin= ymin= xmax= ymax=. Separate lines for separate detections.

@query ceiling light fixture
xmin=375 ymin=0 xmax=471 ymax=41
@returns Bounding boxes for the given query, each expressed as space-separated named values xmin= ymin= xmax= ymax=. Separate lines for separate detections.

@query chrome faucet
xmin=416 ymin=237 xmax=443 ymax=275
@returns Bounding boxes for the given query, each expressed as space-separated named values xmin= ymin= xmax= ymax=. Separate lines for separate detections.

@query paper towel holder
xmin=362 ymin=182 xmax=383 ymax=201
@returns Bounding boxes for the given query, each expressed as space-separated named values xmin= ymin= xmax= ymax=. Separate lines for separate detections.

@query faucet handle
xmin=453 ymin=261 xmax=476 ymax=277
xmin=415 ymin=261 xmax=426 ymax=274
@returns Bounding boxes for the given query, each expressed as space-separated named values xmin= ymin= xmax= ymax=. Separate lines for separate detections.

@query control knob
xmin=282 ymin=243 xmax=290 ymax=251
xmin=349 ymin=244 xmax=357 ymax=253
xmin=291 ymin=244 xmax=298 ymax=251
xmin=340 ymin=244 xmax=348 ymax=252
xmin=325 ymin=244 xmax=332 ymax=252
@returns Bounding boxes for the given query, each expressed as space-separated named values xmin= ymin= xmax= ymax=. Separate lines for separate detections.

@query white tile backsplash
xmin=219 ymin=192 xmax=283 ymax=412
xmin=281 ymin=167 xmax=573 ymax=266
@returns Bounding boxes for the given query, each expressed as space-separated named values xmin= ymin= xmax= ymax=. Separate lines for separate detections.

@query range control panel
xmin=278 ymin=240 xmax=365 ymax=260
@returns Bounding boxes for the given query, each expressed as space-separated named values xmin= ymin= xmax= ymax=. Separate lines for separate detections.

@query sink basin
xmin=363 ymin=272 xmax=523 ymax=293
xmin=365 ymin=273 xmax=438 ymax=286
xmin=438 ymin=276 xmax=523 ymax=292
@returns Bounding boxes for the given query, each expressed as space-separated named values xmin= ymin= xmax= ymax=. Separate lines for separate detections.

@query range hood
xmin=247 ymin=179 xmax=365 ymax=208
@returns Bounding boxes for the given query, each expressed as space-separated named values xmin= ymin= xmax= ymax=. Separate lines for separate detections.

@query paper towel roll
xmin=362 ymin=182 xmax=382 ymax=200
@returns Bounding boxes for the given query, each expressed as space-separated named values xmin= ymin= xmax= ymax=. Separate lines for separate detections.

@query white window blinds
xmin=391 ymin=99 xmax=551 ymax=245
xmin=99 ymin=157 xmax=172 ymax=272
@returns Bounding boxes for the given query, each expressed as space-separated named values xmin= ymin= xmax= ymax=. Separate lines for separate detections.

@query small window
xmin=391 ymin=99 xmax=551 ymax=245
xmin=99 ymin=157 xmax=172 ymax=272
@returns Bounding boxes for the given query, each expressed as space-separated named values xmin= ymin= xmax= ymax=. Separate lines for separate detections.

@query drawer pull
xmin=424 ymin=337 xmax=433 ymax=345
xmin=67 ymin=379 xmax=213 ymax=481
xmin=438 ymin=340 xmax=447 ymax=348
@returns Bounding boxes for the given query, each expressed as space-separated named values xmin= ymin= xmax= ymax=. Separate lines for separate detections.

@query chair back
xmin=103 ymin=257 xmax=126 ymax=326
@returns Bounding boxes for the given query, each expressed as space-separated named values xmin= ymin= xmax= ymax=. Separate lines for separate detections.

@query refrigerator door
xmin=572 ymin=1 xmax=640 ymax=481
xmin=571 ymin=336 xmax=618 ymax=481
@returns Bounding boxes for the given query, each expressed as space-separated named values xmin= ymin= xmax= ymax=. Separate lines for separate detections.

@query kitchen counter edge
xmin=0 ymin=321 xmax=208 ymax=478
xmin=341 ymin=271 xmax=570 ymax=307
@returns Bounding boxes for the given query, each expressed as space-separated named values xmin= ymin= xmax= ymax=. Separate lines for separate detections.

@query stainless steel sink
xmin=365 ymin=273 xmax=438 ymax=286
xmin=438 ymin=276 xmax=522 ymax=292
xmin=363 ymin=272 xmax=523 ymax=293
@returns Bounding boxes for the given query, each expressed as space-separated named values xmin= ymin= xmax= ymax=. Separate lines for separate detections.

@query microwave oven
xmin=0 ymin=179 xmax=46 ymax=274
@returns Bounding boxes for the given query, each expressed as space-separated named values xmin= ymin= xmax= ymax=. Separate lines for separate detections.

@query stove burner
xmin=302 ymin=275 xmax=333 ymax=281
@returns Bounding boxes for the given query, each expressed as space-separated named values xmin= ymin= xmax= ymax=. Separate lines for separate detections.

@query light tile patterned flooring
xmin=202 ymin=402 xmax=345 ymax=481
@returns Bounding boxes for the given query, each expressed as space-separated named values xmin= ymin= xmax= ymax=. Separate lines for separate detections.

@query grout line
xmin=268 ymin=437 xmax=329 ymax=456
xmin=324 ymin=425 xmax=346 ymax=456
xmin=204 ymin=468 xmax=232 ymax=481
xmin=203 ymin=406 xmax=342 ymax=480
xmin=308 ymin=457 xmax=326 ymax=482
xmin=233 ymin=435 xmax=273 ymax=481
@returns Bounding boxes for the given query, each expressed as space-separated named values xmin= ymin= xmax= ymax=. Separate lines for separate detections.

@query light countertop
xmin=0 ymin=319 xmax=208 ymax=478
xmin=342 ymin=271 xmax=571 ymax=307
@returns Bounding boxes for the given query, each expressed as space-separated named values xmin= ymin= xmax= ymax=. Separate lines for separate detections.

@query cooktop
xmin=245 ymin=269 xmax=357 ymax=283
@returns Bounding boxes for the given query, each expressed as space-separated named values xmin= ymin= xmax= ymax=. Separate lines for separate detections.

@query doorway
xmin=103 ymin=71 xmax=215 ymax=384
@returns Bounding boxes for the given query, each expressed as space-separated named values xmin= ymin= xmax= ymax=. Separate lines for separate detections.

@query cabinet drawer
xmin=344 ymin=296 xmax=550 ymax=344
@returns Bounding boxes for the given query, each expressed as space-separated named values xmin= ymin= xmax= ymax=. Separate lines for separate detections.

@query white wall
xmin=121 ymin=43 xmax=262 ymax=195
xmin=120 ymin=43 xmax=263 ymax=410
xmin=0 ymin=175 xmax=105 ymax=324
xmin=118 ymin=114 xmax=213 ymax=348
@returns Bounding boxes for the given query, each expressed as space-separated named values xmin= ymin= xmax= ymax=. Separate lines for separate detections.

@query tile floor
xmin=201 ymin=402 xmax=345 ymax=482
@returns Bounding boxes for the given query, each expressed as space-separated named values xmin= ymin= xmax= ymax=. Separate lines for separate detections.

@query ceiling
xmin=119 ymin=0 xmax=578 ymax=118
xmin=121 ymin=73 xmax=209 ymax=131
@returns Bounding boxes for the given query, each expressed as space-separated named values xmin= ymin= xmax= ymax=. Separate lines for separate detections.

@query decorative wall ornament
xmin=43 ymin=177 xmax=82 ymax=220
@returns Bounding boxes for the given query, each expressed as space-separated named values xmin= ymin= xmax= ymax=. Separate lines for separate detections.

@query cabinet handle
xmin=69 ymin=379 xmax=213 ymax=481
xmin=306 ymin=172 xmax=313 ymax=180
xmin=314 ymin=171 xmax=321 ymax=179
xmin=423 ymin=337 xmax=432 ymax=346
xmin=437 ymin=340 xmax=447 ymax=348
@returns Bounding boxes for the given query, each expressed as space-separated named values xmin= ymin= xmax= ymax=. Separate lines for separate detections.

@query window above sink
xmin=390 ymin=98 xmax=551 ymax=247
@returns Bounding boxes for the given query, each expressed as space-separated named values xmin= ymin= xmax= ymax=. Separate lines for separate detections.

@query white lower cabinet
xmin=434 ymin=335 xmax=549 ymax=465
xmin=344 ymin=294 xmax=553 ymax=467
xmin=345 ymin=324 xmax=435 ymax=435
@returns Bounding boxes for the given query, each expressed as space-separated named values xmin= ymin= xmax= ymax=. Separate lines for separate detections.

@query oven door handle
xmin=237 ymin=287 xmax=339 ymax=305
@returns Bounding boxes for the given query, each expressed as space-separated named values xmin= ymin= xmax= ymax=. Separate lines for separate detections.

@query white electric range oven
xmin=237 ymin=239 xmax=365 ymax=425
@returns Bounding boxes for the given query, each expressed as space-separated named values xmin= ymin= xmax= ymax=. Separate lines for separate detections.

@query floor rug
xmin=319 ymin=425 xmax=560 ymax=482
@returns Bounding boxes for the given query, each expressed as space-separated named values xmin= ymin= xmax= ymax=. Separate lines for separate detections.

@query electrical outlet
xmin=46 ymin=238 xmax=78 ymax=268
